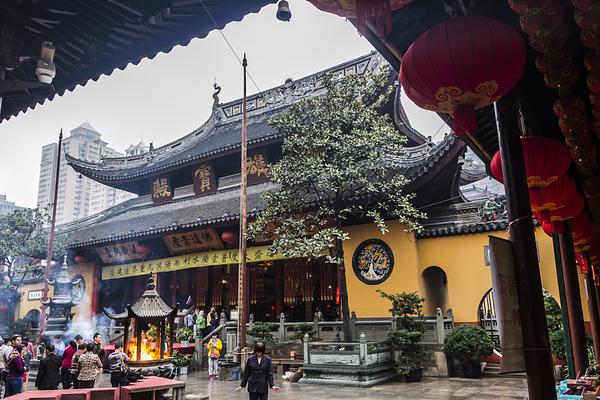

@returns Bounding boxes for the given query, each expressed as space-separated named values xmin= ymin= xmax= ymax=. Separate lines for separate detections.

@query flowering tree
xmin=247 ymin=71 xmax=424 ymax=341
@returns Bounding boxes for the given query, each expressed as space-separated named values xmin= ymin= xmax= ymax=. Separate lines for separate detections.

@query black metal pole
xmin=494 ymin=93 xmax=556 ymax=400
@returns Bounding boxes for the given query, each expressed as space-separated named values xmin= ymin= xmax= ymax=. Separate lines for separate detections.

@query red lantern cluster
xmin=220 ymin=231 xmax=238 ymax=245
xmin=400 ymin=16 xmax=526 ymax=137
xmin=134 ymin=243 xmax=151 ymax=257
xmin=307 ymin=0 xmax=414 ymax=36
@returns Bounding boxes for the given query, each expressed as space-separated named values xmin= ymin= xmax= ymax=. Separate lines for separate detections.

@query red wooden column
xmin=558 ymin=223 xmax=588 ymax=376
xmin=585 ymin=269 xmax=600 ymax=364
xmin=494 ymin=93 xmax=556 ymax=400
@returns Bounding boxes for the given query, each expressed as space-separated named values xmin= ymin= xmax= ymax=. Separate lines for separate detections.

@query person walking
xmin=61 ymin=340 xmax=77 ymax=389
xmin=208 ymin=308 xmax=219 ymax=332
xmin=5 ymin=344 xmax=25 ymax=396
xmin=235 ymin=342 xmax=280 ymax=400
xmin=196 ymin=310 xmax=207 ymax=340
xmin=107 ymin=343 xmax=130 ymax=388
xmin=0 ymin=337 xmax=11 ymax=398
xmin=35 ymin=344 xmax=61 ymax=390
xmin=21 ymin=341 xmax=32 ymax=390
xmin=77 ymin=343 xmax=102 ymax=389
xmin=205 ymin=334 xmax=223 ymax=380
xmin=71 ymin=343 xmax=87 ymax=389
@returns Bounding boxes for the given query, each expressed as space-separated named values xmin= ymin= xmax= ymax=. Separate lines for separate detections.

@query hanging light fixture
xmin=276 ymin=0 xmax=292 ymax=21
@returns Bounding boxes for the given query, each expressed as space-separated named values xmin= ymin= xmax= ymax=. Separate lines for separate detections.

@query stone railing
xmin=300 ymin=333 xmax=396 ymax=387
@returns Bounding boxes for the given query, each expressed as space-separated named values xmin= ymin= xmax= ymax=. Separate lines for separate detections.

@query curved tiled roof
xmin=66 ymin=53 xmax=387 ymax=186
xmin=1 ymin=1 xmax=277 ymax=122
xmin=104 ymin=277 xmax=175 ymax=320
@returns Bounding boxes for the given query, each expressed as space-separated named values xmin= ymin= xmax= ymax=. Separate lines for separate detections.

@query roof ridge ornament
xmin=212 ymin=82 xmax=221 ymax=112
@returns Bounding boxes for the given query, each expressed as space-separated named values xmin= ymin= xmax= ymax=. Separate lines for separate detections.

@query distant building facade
xmin=125 ymin=141 xmax=149 ymax=156
xmin=36 ymin=122 xmax=137 ymax=224
xmin=0 ymin=194 xmax=25 ymax=215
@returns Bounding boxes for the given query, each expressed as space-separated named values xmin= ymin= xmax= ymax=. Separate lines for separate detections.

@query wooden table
xmin=5 ymin=387 xmax=117 ymax=400
xmin=120 ymin=376 xmax=186 ymax=400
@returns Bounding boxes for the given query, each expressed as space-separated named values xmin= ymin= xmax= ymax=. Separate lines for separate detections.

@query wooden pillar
xmin=90 ymin=264 xmax=101 ymax=318
xmin=558 ymin=223 xmax=588 ymax=376
xmin=494 ymin=93 xmax=556 ymax=400
xmin=171 ymin=271 xmax=177 ymax=307
xmin=552 ymin=234 xmax=575 ymax=378
xmin=586 ymin=269 xmax=600 ymax=365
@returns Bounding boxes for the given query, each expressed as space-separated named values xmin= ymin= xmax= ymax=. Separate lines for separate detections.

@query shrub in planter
xmin=173 ymin=350 xmax=192 ymax=375
xmin=247 ymin=322 xmax=277 ymax=343
xmin=289 ymin=323 xmax=315 ymax=341
xmin=378 ymin=290 xmax=432 ymax=382
xmin=443 ymin=325 xmax=493 ymax=378
xmin=176 ymin=327 xmax=194 ymax=346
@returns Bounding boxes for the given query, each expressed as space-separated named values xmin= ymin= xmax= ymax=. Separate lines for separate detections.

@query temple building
xmin=17 ymin=53 xmax=589 ymax=342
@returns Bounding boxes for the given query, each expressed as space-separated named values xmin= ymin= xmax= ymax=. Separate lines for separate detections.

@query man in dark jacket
xmin=235 ymin=342 xmax=280 ymax=400
xmin=35 ymin=344 xmax=61 ymax=390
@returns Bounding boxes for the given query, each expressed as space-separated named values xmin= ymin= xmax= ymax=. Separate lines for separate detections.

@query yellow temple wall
xmin=344 ymin=222 xmax=591 ymax=323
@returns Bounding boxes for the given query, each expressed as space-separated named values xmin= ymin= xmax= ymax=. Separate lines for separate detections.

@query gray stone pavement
xmin=26 ymin=372 xmax=530 ymax=399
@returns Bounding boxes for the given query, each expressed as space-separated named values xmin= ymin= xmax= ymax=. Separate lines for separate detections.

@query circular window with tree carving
xmin=352 ymin=239 xmax=394 ymax=285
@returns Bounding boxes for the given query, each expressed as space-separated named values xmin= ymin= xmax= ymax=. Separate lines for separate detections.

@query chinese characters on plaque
xmin=96 ymin=242 xmax=146 ymax=264
xmin=151 ymin=176 xmax=173 ymax=204
xmin=101 ymin=245 xmax=289 ymax=280
xmin=246 ymin=150 xmax=269 ymax=184
xmin=163 ymin=228 xmax=223 ymax=254
xmin=193 ymin=164 xmax=216 ymax=195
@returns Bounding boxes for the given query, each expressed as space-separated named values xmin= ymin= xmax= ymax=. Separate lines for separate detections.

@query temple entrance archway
xmin=422 ymin=266 xmax=448 ymax=316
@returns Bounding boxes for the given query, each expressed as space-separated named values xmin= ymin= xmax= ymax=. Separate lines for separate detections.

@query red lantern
xmin=558 ymin=115 xmax=588 ymax=137
xmin=581 ymin=29 xmax=600 ymax=49
xmin=584 ymin=51 xmax=600 ymax=72
xmin=520 ymin=6 xmax=564 ymax=37
xmin=509 ymin=0 xmax=554 ymax=14
xmin=573 ymin=0 xmax=594 ymax=12
xmin=491 ymin=137 xmax=571 ymax=188
xmin=541 ymin=220 xmax=564 ymax=236
xmin=536 ymin=50 xmax=573 ymax=75
xmin=547 ymin=191 xmax=585 ymax=222
xmin=529 ymin=175 xmax=576 ymax=215
xmin=529 ymin=25 xmax=569 ymax=52
xmin=74 ymin=255 xmax=87 ymax=264
xmin=220 ymin=231 xmax=238 ymax=244
xmin=554 ymin=96 xmax=586 ymax=118
xmin=576 ymin=253 xmax=589 ymax=274
xmin=307 ymin=0 xmax=414 ymax=36
xmin=575 ymin=6 xmax=600 ymax=31
xmin=543 ymin=64 xmax=580 ymax=89
xmin=588 ymin=73 xmax=600 ymax=94
xmin=400 ymin=16 xmax=526 ymax=136
xmin=134 ymin=243 xmax=151 ymax=256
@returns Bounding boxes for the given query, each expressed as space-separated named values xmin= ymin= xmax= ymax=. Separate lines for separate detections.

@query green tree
xmin=0 ymin=208 xmax=65 ymax=291
xmin=247 ymin=71 xmax=424 ymax=341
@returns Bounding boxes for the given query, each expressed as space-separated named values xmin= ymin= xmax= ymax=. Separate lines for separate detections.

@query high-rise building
xmin=0 ymin=194 xmax=25 ymax=215
xmin=36 ymin=122 xmax=137 ymax=225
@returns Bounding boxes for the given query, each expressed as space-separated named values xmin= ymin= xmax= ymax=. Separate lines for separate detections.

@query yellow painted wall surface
xmin=15 ymin=263 xmax=96 ymax=322
xmin=343 ymin=222 xmax=420 ymax=317
xmin=344 ymin=223 xmax=591 ymax=323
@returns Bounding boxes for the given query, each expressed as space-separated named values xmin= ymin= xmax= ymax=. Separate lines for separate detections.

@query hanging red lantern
xmin=307 ymin=0 xmax=414 ymax=36
xmin=576 ymin=253 xmax=590 ymax=274
xmin=529 ymin=25 xmax=569 ymax=52
xmin=547 ymin=191 xmax=585 ymax=222
xmin=554 ymin=96 xmax=586 ymax=119
xmin=529 ymin=175 xmax=576 ymax=216
xmin=575 ymin=6 xmax=600 ymax=31
xmin=544 ymin=64 xmax=580 ymax=89
xmin=400 ymin=16 xmax=526 ymax=137
xmin=584 ymin=51 xmax=600 ymax=72
xmin=587 ymin=73 xmax=600 ymax=94
xmin=134 ymin=243 xmax=151 ymax=256
xmin=559 ymin=117 xmax=588 ymax=137
xmin=74 ymin=255 xmax=87 ymax=264
xmin=573 ymin=0 xmax=594 ymax=12
xmin=541 ymin=220 xmax=564 ymax=236
xmin=220 ymin=231 xmax=238 ymax=244
xmin=536 ymin=50 xmax=573 ymax=75
xmin=490 ymin=151 xmax=504 ymax=183
xmin=491 ymin=137 xmax=571 ymax=188
xmin=520 ymin=5 xmax=564 ymax=37
xmin=581 ymin=29 xmax=600 ymax=49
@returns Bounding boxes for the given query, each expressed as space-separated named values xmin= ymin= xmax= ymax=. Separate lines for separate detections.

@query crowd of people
xmin=0 ymin=332 xmax=130 ymax=397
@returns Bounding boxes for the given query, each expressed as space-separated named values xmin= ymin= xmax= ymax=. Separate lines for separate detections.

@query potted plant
xmin=172 ymin=350 xmax=192 ymax=375
xmin=247 ymin=322 xmax=277 ymax=343
xmin=443 ymin=325 xmax=494 ymax=378
xmin=176 ymin=326 xmax=194 ymax=347
xmin=378 ymin=290 xmax=432 ymax=382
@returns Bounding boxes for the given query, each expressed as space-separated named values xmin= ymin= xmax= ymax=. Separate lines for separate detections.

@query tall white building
xmin=36 ymin=122 xmax=137 ymax=225
xmin=0 ymin=194 xmax=25 ymax=215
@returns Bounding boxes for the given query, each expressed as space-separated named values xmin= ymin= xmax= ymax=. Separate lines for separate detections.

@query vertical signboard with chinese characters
xmin=489 ymin=236 xmax=526 ymax=373
xmin=246 ymin=148 xmax=269 ymax=185
xmin=193 ymin=163 xmax=217 ymax=196
xmin=151 ymin=176 xmax=173 ymax=204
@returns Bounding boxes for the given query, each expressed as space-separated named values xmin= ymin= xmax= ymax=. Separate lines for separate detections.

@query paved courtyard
xmin=25 ymin=372 xmax=530 ymax=399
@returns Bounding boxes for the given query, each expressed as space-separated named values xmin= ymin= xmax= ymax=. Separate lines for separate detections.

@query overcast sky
xmin=0 ymin=0 xmax=445 ymax=208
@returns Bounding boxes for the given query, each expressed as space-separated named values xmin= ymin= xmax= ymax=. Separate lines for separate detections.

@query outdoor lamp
xmin=36 ymin=41 xmax=56 ymax=84
xmin=276 ymin=0 xmax=291 ymax=21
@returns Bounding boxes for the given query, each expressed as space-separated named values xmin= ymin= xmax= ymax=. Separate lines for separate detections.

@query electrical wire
xmin=198 ymin=0 xmax=263 ymax=94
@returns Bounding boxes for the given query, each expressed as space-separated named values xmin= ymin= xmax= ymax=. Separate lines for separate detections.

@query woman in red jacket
xmin=61 ymin=340 xmax=77 ymax=389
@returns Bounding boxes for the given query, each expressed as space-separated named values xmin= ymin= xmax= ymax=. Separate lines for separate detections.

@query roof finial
xmin=212 ymin=81 xmax=221 ymax=112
